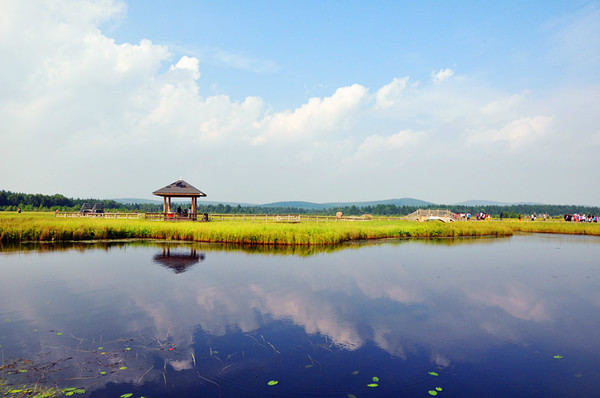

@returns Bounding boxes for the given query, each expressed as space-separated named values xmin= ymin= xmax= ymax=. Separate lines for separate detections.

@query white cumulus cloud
xmin=253 ymin=84 xmax=369 ymax=144
xmin=467 ymin=116 xmax=552 ymax=150
xmin=431 ymin=68 xmax=454 ymax=84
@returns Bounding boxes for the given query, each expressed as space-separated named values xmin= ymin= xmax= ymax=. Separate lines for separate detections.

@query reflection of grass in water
xmin=1 ymin=235 xmax=512 ymax=258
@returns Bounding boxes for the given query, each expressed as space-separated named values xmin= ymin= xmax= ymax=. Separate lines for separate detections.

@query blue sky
xmin=1 ymin=0 xmax=599 ymax=205
xmin=109 ymin=1 xmax=573 ymax=105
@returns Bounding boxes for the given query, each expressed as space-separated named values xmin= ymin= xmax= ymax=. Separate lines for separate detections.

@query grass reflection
xmin=0 ymin=235 xmax=516 ymax=258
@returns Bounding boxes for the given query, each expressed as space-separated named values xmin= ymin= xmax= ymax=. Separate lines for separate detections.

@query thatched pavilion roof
xmin=153 ymin=179 xmax=207 ymax=198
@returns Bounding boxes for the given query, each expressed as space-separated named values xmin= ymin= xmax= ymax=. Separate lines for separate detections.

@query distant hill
xmin=113 ymin=198 xmax=163 ymax=205
xmin=261 ymin=198 xmax=433 ymax=210
xmin=114 ymin=197 xmax=549 ymax=209
xmin=455 ymin=200 xmax=543 ymax=206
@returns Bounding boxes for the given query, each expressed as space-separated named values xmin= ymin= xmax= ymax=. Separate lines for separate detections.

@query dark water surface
xmin=1 ymin=235 xmax=599 ymax=397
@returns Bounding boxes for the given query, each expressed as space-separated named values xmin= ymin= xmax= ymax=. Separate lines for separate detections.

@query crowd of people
xmin=564 ymin=213 xmax=598 ymax=223
xmin=456 ymin=212 xmax=490 ymax=220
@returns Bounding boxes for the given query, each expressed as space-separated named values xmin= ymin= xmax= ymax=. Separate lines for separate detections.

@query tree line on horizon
xmin=1 ymin=189 xmax=598 ymax=218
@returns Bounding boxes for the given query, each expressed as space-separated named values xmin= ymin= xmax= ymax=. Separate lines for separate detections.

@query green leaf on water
xmin=119 ymin=366 xmax=127 ymax=370
xmin=367 ymin=383 xmax=379 ymax=387
xmin=120 ymin=394 xmax=133 ymax=398
xmin=428 ymin=371 xmax=439 ymax=376
xmin=62 ymin=388 xmax=77 ymax=392
xmin=100 ymin=371 xmax=107 ymax=375
xmin=8 ymin=389 xmax=23 ymax=393
xmin=554 ymin=355 xmax=563 ymax=359
xmin=18 ymin=369 xmax=28 ymax=373
xmin=436 ymin=387 xmax=443 ymax=391
xmin=65 ymin=392 xmax=74 ymax=396
xmin=98 ymin=347 xmax=103 ymax=350
xmin=56 ymin=332 xmax=63 ymax=335
xmin=352 ymin=370 xmax=359 ymax=375
xmin=267 ymin=380 xmax=278 ymax=386
xmin=372 ymin=376 xmax=379 ymax=382
xmin=74 ymin=389 xmax=85 ymax=394
xmin=100 ymin=352 xmax=107 ymax=355
xmin=125 ymin=347 xmax=131 ymax=351
xmin=305 ymin=364 xmax=313 ymax=368
xmin=428 ymin=390 xmax=438 ymax=396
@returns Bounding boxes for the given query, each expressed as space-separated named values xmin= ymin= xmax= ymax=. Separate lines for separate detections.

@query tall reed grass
xmin=1 ymin=212 xmax=598 ymax=245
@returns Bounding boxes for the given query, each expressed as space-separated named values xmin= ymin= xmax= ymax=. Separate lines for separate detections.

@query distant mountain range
xmin=112 ymin=197 xmax=464 ymax=209
xmin=114 ymin=197 xmax=547 ymax=209
xmin=454 ymin=200 xmax=543 ymax=206
xmin=260 ymin=198 xmax=433 ymax=209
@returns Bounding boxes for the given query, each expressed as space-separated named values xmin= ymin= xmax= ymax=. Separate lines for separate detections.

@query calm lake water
xmin=1 ymin=234 xmax=599 ymax=397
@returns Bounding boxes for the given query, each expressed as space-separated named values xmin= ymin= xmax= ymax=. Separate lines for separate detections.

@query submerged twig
xmin=196 ymin=371 xmax=221 ymax=390
xmin=137 ymin=365 xmax=154 ymax=384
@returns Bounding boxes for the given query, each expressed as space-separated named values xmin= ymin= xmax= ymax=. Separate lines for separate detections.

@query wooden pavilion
xmin=153 ymin=178 xmax=207 ymax=221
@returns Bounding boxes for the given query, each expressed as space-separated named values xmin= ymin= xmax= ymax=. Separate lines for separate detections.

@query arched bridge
xmin=405 ymin=209 xmax=457 ymax=223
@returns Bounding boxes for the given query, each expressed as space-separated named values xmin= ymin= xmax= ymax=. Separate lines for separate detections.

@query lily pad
xmin=56 ymin=332 xmax=63 ymax=336
xmin=428 ymin=371 xmax=439 ymax=376
xmin=428 ymin=390 xmax=438 ymax=396
xmin=367 ymin=383 xmax=379 ymax=387
xmin=98 ymin=347 xmax=104 ymax=350
xmin=352 ymin=370 xmax=359 ymax=375
xmin=125 ymin=347 xmax=131 ymax=351
xmin=372 ymin=376 xmax=379 ymax=382
xmin=18 ymin=369 xmax=28 ymax=373
xmin=554 ymin=355 xmax=563 ymax=359
xmin=267 ymin=380 xmax=279 ymax=386
xmin=436 ymin=387 xmax=443 ymax=391
xmin=119 ymin=366 xmax=128 ymax=370
xmin=100 ymin=371 xmax=107 ymax=375
xmin=120 ymin=394 xmax=133 ymax=398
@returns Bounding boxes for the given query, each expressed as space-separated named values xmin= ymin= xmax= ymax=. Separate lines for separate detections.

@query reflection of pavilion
xmin=153 ymin=247 xmax=205 ymax=274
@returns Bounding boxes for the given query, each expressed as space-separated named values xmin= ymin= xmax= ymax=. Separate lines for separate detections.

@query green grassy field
xmin=1 ymin=212 xmax=599 ymax=245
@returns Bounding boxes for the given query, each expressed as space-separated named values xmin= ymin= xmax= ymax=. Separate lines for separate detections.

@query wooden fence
xmin=55 ymin=212 xmax=145 ymax=219
xmin=54 ymin=212 xmax=416 ymax=223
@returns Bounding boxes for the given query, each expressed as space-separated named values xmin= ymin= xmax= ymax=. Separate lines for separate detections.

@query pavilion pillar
xmin=163 ymin=197 xmax=167 ymax=214
xmin=168 ymin=197 xmax=172 ymax=213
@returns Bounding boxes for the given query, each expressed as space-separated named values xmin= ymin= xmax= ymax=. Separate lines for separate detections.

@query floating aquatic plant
xmin=267 ymin=380 xmax=278 ymax=386
xmin=428 ymin=371 xmax=439 ymax=376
